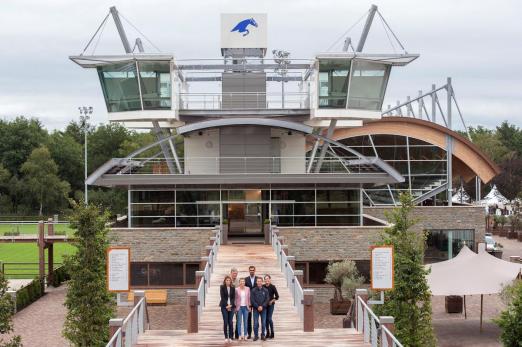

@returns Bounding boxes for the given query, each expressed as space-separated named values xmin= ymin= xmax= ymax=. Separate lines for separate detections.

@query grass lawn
xmin=0 ymin=223 xmax=74 ymax=236
xmin=0 ymin=223 xmax=77 ymax=278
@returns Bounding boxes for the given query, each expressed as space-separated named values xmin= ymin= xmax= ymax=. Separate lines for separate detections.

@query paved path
xmin=137 ymin=244 xmax=367 ymax=346
xmin=2 ymin=285 xmax=69 ymax=347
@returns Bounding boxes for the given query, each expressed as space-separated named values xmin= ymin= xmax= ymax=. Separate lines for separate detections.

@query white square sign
xmin=371 ymin=246 xmax=394 ymax=290
xmin=221 ymin=13 xmax=267 ymax=49
xmin=107 ymin=247 xmax=130 ymax=292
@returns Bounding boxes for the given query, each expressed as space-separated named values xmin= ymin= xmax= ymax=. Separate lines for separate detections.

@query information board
xmin=370 ymin=246 xmax=394 ymax=290
xmin=106 ymin=247 xmax=130 ymax=292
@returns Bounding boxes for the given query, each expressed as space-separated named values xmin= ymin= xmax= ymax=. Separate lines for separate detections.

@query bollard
xmin=109 ymin=318 xmax=124 ymax=341
xmin=303 ymin=289 xmax=315 ymax=332
xmin=380 ymin=316 xmax=395 ymax=346
xmin=187 ymin=290 xmax=199 ymax=333
xmin=133 ymin=290 xmax=145 ymax=306
xmin=286 ymin=255 xmax=295 ymax=269
xmin=195 ymin=271 xmax=205 ymax=286
xmin=294 ymin=269 xmax=304 ymax=286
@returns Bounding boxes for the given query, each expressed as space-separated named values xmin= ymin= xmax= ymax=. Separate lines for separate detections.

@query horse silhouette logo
xmin=230 ymin=18 xmax=258 ymax=37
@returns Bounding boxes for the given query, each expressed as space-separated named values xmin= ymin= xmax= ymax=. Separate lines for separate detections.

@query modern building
xmin=71 ymin=8 xmax=500 ymax=301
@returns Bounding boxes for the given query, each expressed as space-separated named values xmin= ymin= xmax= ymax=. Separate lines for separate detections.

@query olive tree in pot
xmin=499 ymin=215 xmax=508 ymax=237
xmin=325 ymin=259 xmax=364 ymax=315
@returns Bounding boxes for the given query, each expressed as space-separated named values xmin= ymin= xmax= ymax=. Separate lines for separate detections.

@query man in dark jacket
xmin=244 ymin=265 xmax=259 ymax=339
xmin=250 ymin=277 xmax=270 ymax=341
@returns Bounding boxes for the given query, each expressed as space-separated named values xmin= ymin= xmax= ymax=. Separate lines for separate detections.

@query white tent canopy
xmin=452 ymin=185 xmax=471 ymax=204
xmin=477 ymin=184 xmax=510 ymax=207
xmin=427 ymin=246 xmax=521 ymax=296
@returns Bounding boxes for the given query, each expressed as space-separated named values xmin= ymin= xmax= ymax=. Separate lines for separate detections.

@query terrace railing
xmin=197 ymin=226 xmax=221 ymax=320
xmin=179 ymin=92 xmax=310 ymax=110
xmin=107 ymin=294 xmax=149 ymax=347
xmin=356 ymin=294 xmax=403 ymax=347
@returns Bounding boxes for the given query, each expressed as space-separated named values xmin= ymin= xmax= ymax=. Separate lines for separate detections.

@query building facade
xmin=72 ymin=11 xmax=499 ymax=302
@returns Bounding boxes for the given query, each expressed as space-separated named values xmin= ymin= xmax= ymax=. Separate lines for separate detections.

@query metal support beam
xmin=135 ymin=38 xmax=144 ymax=53
xmin=307 ymin=140 xmax=320 ymax=173
xmin=152 ymin=121 xmax=176 ymax=174
xmin=447 ymin=77 xmax=453 ymax=206
xmin=166 ymin=129 xmax=183 ymax=173
xmin=431 ymin=84 xmax=437 ymax=123
xmin=314 ymin=120 xmax=337 ymax=173
xmin=342 ymin=37 xmax=352 ymax=52
xmin=356 ymin=4 xmax=378 ymax=52
xmin=110 ymin=6 xmax=132 ymax=53
xmin=446 ymin=135 xmax=453 ymax=206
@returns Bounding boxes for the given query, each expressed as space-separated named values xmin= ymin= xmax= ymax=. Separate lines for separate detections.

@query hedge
xmin=50 ymin=265 xmax=70 ymax=287
xmin=15 ymin=278 xmax=44 ymax=311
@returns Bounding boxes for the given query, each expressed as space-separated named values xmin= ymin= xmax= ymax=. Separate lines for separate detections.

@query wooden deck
xmin=136 ymin=244 xmax=367 ymax=346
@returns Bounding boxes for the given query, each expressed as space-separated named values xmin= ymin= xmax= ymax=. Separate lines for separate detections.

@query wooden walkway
xmin=136 ymin=244 xmax=367 ymax=346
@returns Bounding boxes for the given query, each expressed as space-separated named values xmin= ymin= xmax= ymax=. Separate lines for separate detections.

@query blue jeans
xmin=237 ymin=306 xmax=249 ymax=337
xmin=266 ymin=304 xmax=275 ymax=336
xmin=221 ymin=306 xmax=234 ymax=339
xmin=253 ymin=307 xmax=267 ymax=337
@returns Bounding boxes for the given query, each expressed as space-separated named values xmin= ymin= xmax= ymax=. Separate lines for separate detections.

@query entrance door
xmin=226 ymin=202 xmax=264 ymax=236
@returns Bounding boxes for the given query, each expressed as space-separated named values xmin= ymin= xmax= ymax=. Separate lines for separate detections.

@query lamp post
xmin=272 ymin=50 xmax=291 ymax=109
xmin=78 ymin=106 xmax=93 ymax=205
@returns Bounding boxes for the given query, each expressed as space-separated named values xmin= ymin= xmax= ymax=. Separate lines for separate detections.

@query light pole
xmin=78 ymin=106 xmax=93 ymax=205
xmin=272 ymin=50 xmax=291 ymax=109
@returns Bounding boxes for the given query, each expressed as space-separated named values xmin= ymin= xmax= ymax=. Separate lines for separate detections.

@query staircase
xmin=136 ymin=244 xmax=367 ymax=346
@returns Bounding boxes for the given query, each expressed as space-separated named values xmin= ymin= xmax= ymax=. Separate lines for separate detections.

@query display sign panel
xmin=106 ymin=247 xmax=130 ymax=292
xmin=221 ymin=13 xmax=267 ymax=49
xmin=370 ymin=246 xmax=394 ymax=290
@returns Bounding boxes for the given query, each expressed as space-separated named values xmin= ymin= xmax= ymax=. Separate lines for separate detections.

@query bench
xmin=127 ymin=289 xmax=168 ymax=305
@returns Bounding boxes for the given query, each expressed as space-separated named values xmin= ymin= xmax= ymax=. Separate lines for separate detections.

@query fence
xmin=106 ymin=294 xmax=149 ymax=347
xmin=356 ymin=294 xmax=403 ymax=347
xmin=1 ymin=262 xmax=63 ymax=279
xmin=196 ymin=226 xmax=221 ymax=322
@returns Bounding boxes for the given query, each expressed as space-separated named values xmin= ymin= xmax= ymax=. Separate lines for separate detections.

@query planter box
xmin=330 ymin=299 xmax=351 ymax=315
xmin=507 ymin=231 xmax=517 ymax=239
xmin=490 ymin=250 xmax=503 ymax=259
xmin=518 ymin=232 xmax=522 ymax=242
xmin=499 ymin=230 xmax=508 ymax=237
xmin=445 ymin=296 xmax=463 ymax=313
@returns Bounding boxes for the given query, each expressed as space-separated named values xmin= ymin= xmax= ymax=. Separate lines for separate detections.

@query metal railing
xmin=179 ymin=92 xmax=310 ymax=110
xmin=106 ymin=296 xmax=149 ymax=347
xmin=1 ymin=262 xmax=63 ymax=279
xmin=270 ymin=226 xmax=305 ymax=321
xmin=356 ymin=295 xmax=403 ymax=347
xmin=197 ymin=226 xmax=221 ymax=322
xmin=120 ymin=156 xmax=370 ymax=176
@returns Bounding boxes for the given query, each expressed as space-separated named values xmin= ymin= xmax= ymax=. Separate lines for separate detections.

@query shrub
xmin=494 ymin=279 xmax=522 ymax=346
xmin=3 ymin=231 xmax=20 ymax=236
xmin=325 ymin=259 xmax=364 ymax=301
xmin=0 ymin=268 xmax=22 ymax=346
xmin=50 ymin=266 xmax=70 ymax=287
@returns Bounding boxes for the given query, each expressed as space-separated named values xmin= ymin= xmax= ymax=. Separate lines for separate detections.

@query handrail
xmin=196 ymin=226 xmax=221 ymax=322
xmin=270 ymin=226 xmax=305 ymax=321
xmin=106 ymin=296 xmax=149 ymax=347
xmin=356 ymin=295 xmax=403 ymax=347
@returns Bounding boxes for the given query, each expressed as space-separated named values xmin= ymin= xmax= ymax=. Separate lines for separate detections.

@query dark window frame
xmin=130 ymin=262 xmax=200 ymax=288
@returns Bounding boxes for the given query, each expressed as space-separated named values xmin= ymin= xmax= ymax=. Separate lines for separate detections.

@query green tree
xmin=494 ymin=280 xmax=522 ymax=346
xmin=0 ymin=165 xmax=12 ymax=214
xmin=376 ymin=193 xmax=436 ymax=347
xmin=468 ymin=126 xmax=510 ymax=163
xmin=0 ymin=117 xmax=47 ymax=176
xmin=47 ymin=131 xmax=84 ymax=192
xmin=88 ymin=123 xmax=131 ymax=172
xmin=63 ymin=202 xmax=115 ymax=347
xmin=0 ymin=268 xmax=22 ymax=347
xmin=21 ymin=146 xmax=70 ymax=215
xmin=496 ymin=121 xmax=522 ymax=156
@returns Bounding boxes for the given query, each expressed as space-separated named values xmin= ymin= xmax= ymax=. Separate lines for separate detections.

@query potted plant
xmin=491 ymin=242 xmax=504 ymax=259
xmin=492 ymin=215 xmax=500 ymax=235
xmin=263 ymin=218 xmax=271 ymax=245
xmin=508 ymin=215 xmax=519 ymax=239
xmin=325 ymin=259 xmax=364 ymax=315
xmin=499 ymin=215 xmax=508 ymax=237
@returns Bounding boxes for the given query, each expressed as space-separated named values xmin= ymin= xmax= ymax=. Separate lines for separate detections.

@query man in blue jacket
xmin=250 ymin=277 xmax=270 ymax=341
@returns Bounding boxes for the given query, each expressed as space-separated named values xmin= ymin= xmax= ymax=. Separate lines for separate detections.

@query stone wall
xmin=365 ymin=206 xmax=486 ymax=247
xmin=277 ymin=226 xmax=386 ymax=261
xmin=110 ymin=227 xmax=215 ymax=262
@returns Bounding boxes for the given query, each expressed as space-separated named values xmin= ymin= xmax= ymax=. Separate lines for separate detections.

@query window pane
xmin=132 ymin=217 xmax=175 ymax=227
xmin=348 ymin=61 xmax=388 ymax=111
xmin=97 ymin=62 xmax=141 ymax=112
xmin=316 ymin=202 xmax=359 ymax=215
xmin=176 ymin=204 xmax=197 ymax=216
xmin=316 ymin=190 xmax=359 ymax=202
xmin=308 ymin=262 xmax=329 ymax=284
xmin=132 ymin=191 xmax=174 ymax=203
xmin=132 ymin=204 xmax=175 ymax=217
xmin=271 ymin=190 xmax=315 ymax=202
xmin=318 ymin=59 xmax=351 ymax=108
xmin=316 ymin=215 xmax=359 ymax=226
xmin=149 ymin=263 xmax=183 ymax=285
xmin=177 ymin=191 xmax=220 ymax=203
xmin=138 ymin=61 xmax=171 ymax=110
xmin=185 ymin=263 xmax=200 ymax=285
xmin=131 ymin=263 xmax=148 ymax=286
xmin=197 ymin=204 xmax=220 ymax=216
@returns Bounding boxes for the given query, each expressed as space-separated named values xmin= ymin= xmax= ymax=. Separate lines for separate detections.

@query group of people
xmin=219 ymin=265 xmax=279 ymax=342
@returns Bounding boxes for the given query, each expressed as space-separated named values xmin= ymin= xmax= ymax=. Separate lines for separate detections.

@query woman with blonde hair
xmin=219 ymin=275 xmax=236 ymax=342
xmin=234 ymin=278 xmax=251 ymax=340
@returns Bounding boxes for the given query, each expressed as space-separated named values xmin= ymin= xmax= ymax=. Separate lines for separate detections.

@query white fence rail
xmin=270 ymin=226 xmax=305 ymax=321
xmin=106 ymin=296 xmax=149 ymax=347
xmin=197 ymin=226 xmax=221 ymax=322
xmin=356 ymin=295 xmax=403 ymax=347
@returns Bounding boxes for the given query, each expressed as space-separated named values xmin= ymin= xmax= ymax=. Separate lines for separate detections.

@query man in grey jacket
xmin=250 ymin=277 xmax=270 ymax=341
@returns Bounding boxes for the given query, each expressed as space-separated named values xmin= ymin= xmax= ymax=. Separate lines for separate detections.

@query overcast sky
xmin=0 ymin=0 xmax=521 ymax=131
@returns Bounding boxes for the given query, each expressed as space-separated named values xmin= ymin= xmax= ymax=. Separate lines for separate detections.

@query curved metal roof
xmin=176 ymin=118 xmax=314 ymax=135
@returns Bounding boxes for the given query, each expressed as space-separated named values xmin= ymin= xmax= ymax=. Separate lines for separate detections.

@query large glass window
xmin=138 ymin=61 xmax=171 ymax=110
xmin=425 ymin=229 xmax=475 ymax=263
xmin=130 ymin=262 xmax=199 ymax=287
xmin=318 ymin=60 xmax=351 ymax=108
xmin=97 ymin=62 xmax=142 ymax=112
xmin=347 ymin=61 xmax=389 ymax=111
